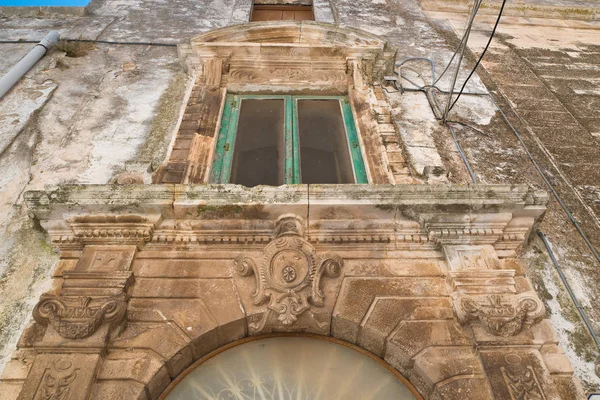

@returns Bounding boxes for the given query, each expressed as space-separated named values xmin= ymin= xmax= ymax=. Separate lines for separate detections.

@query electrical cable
xmin=538 ymin=231 xmax=600 ymax=350
xmin=432 ymin=0 xmax=483 ymax=87
xmin=395 ymin=24 xmax=600 ymax=266
xmin=447 ymin=122 xmax=477 ymax=183
xmin=446 ymin=120 xmax=491 ymax=138
xmin=447 ymin=0 xmax=507 ymax=114
xmin=442 ymin=0 xmax=483 ymax=122
xmin=395 ymin=57 xmax=436 ymax=84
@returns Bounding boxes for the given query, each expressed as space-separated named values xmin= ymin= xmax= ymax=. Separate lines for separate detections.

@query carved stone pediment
xmin=33 ymin=294 xmax=128 ymax=339
xmin=453 ymin=292 xmax=545 ymax=337
xmin=180 ymin=21 xmax=397 ymax=88
xmin=234 ymin=214 xmax=343 ymax=333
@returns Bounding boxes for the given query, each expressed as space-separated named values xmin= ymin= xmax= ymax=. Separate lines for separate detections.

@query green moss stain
xmin=197 ymin=204 xmax=243 ymax=216
xmin=0 ymin=209 xmax=58 ymax=367
xmin=139 ymin=72 xmax=188 ymax=170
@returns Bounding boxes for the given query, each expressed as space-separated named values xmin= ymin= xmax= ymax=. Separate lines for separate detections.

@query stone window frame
xmin=251 ymin=2 xmax=315 ymax=22
xmin=154 ymin=22 xmax=408 ymax=185
xmin=232 ymin=0 xmax=335 ymax=24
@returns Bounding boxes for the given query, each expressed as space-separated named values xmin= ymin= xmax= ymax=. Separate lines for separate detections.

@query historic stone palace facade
xmin=0 ymin=1 xmax=596 ymax=399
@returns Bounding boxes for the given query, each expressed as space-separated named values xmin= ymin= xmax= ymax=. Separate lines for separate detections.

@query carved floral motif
xmin=33 ymin=294 xmax=127 ymax=339
xmin=234 ymin=215 xmax=343 ymax=332
xmin=456 ymin=292 xmax=544 ymax=337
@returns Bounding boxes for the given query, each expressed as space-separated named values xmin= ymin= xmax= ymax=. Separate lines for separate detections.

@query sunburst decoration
xmin=165 ymin=337 xmax=417 ymax=400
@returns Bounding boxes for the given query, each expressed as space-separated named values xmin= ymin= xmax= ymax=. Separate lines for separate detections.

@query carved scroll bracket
xmin=453 ymin=292 xmax=545 ymax=337
xmin=33 ymin=294 xmax=128 ymax=340
xmin=443 ymin=244 xmax=546 ymax=337
xmin=234 ymin=214 xmax=343 ymax=333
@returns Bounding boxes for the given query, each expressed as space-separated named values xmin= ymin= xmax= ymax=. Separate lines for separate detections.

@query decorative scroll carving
xmin=501 ymin=354 xmax=547 ymax=400
xmin=234 ymin=214 xmax=343 ymax=333
xmin=35 ymin=358 xmax=79 ymax=400
xmin=455 ymin=292 xmax=544 ymax=337
xmin=33 ymin=294 xmax=127 ymax=339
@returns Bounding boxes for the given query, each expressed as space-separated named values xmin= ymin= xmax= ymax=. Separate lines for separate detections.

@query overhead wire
xmin=447 ymin=0 xmax=507 ymax=114
xmin=441 ymin=0 xmax=483 ymax=122
xmin=538 ymin=231 xmax=600 ymax=350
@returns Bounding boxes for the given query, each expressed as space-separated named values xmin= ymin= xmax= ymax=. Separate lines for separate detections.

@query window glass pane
xmin=164 ymin=337 xmax=418 ymax=400
xmin=297 ymin=99 xmax=354 ymax=184
xmin=230 ymin=99 xmax=285 ymax=187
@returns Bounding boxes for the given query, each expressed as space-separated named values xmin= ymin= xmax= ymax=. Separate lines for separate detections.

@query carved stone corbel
xmin=234 ymin=214 xmax=343 ymax=333
xmin=33 ymin=293 xmax=128 ymax=339
xmin=453 ymin=291 xmax=545 ymax=337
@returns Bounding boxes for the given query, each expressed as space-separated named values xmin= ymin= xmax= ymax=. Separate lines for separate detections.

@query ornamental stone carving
xmin=234 ymin=214 xmax=343 ymax=333
xmin=34 ymin=358 xmax=79 ymax=400
xmin=502 ymin=354 xmax=547 ymax=400
xmin=33 ymin=294 xmax=128 ymax=339
xmin=454 ymin=291 xmax=545 ymax=337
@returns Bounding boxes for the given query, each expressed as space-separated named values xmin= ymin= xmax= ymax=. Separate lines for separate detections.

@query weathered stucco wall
xmin=0 ymin=0 xmax=599 ymax=396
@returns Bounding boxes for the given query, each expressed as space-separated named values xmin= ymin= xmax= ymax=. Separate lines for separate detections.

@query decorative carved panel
xmin=33 ymin=294 xmax=128 ymax=339
xmin=502 ymin=354 xmax=547 ymax=400
xmin=234 ymin=214 xmax=343 ymax=333
xmin=34 ymin=358 xmax=79 ymax=400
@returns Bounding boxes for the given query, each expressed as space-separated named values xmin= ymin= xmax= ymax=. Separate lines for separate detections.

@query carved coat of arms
xmin=234 ymin=214 xmax=343 ymax=333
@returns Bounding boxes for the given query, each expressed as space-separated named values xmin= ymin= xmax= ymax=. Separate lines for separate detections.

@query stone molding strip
xmin=25 ymin=185 xmax=547 ymax=257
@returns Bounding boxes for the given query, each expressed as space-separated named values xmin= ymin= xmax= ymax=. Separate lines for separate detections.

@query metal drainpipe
xmin=0 ymin=31 xmax=60 ymax=100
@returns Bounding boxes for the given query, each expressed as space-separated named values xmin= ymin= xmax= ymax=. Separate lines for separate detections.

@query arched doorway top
xmin=159 ymin=334 xmax=423 ymax=400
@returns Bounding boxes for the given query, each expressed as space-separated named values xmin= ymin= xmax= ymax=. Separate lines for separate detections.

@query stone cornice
xmin=24 ymin=184 xmax=547 ymax=256
xmin=24 ymin=184 xmax=547 ymax=215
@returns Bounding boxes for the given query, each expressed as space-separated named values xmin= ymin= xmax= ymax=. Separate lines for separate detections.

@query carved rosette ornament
xmin=454 ymin=291 xmax=545 ymax=337
xmin=33 ymin=294 xmax=128 ymax=339
xmin=234 ymin=214 xmax=343 ymax=333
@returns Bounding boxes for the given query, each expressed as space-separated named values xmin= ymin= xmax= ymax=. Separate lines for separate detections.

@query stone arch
xmin=140 ymin=326 xmax=434 ymax=400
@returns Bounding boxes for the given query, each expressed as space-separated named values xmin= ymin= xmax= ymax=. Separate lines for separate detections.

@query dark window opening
xmin=210 ymin=95 xmax=367 ymax=186
xmin=230 ymin=99 xmax=285 ymax=187
xmin=251 ymin=5 xmax=314 ymax=21
xmin=297 ymin=100 xmax=354 ymax=184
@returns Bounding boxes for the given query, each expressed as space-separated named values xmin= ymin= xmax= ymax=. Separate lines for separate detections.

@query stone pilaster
xmin=444 ymin=244 xmax=585 ymax=400
xmin=15 ymin=217 xmax=152 ymax=400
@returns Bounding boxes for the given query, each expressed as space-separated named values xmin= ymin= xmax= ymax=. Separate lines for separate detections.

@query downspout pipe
xmin=0 ymin=31 xmax=60 ymax=100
